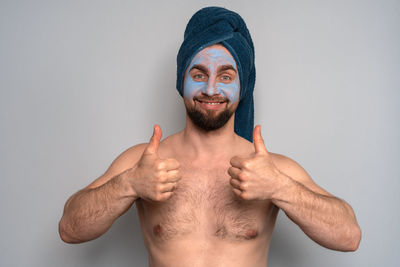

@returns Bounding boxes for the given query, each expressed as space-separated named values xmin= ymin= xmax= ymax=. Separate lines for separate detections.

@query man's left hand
xmin=228 ymin=125 xmax=287 ymax=201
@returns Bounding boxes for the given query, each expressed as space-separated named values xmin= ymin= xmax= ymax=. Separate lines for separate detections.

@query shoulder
xmin=86 ymin=143 xmax=148 ymax=189
xmin=269 ymin=152 xmax=333 ymax=196
xmin=109 ymin=143 xmax=148 ymax=167
xmin=236 ymin=137 xmax=309 ymax=181
xmin=235 ymin=133 xmax=307 ymax=180
xmin=270 ymin=153 xmax=309 ymax=183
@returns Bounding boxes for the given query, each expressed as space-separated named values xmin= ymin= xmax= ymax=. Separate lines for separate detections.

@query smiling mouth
xmin=194 ymin=98 xmax=228 ymax=110
xmin=196 ymin=100 xmax=225 ymax=105
xmin=194 ymin=97 xmax=228 ymax=105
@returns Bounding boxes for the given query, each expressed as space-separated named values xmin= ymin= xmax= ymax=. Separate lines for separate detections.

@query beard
xmin=185 ymin=101 xmax=236 ymax=131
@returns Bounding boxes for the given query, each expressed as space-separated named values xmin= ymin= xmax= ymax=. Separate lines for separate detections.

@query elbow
xmin=58 ymin=219 xmax=83 ymax=244
xmin=59 ymin=231 xmax=78 ymax=244
xmin=59 ymin=231 xmax=76 ymax=244
xmin=349 ymin=225 xmax=362 ymax=251
xmin=342 ymin=224 xmax=362 ymax=252
xmin=341 ymin=201 xmax=361 ymax=252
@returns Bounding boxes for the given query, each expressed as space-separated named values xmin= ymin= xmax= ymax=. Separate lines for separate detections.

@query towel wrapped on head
xmin=176 ymin=6 xmax=256 ymax=142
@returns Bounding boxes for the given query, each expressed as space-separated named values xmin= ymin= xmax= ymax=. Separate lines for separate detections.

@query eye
xmin=192 ymin=73 xmax=208 ymax=82
xmin=194 ymin=74 xmax=204 ymax=79
xmin=220 ymin=75 xmax=232 ymax=81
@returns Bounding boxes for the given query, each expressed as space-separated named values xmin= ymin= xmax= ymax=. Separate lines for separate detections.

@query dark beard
xmin=186 ymin=104 xmax=235 ymax=131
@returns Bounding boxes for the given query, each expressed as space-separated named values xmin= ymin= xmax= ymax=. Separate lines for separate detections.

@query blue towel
xmin=176 ymin=6 xmax=256 ymax=142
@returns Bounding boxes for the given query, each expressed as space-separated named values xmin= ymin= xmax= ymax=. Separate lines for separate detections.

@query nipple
xmin=153 ymin=224 xmax=163 ymax=236
xmin=245 ymin=229 xmax=258 ymax=239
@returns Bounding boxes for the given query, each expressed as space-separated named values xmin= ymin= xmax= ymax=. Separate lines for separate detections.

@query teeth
xmin=196 ymin=100 xmax=224 ymax=105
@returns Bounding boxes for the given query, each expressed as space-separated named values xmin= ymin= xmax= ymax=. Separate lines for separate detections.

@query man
xmin=59 ymin=6 xmax=361 ymax=266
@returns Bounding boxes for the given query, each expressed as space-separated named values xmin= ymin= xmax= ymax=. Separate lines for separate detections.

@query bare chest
xmin=137 ymin=162 xmax=273 ymax=242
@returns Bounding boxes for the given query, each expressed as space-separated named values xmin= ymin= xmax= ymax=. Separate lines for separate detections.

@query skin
xmin=183 ymin=46 xmax=240 ymax=104
xmin=59 ymin=44 xmax=361 ymax=266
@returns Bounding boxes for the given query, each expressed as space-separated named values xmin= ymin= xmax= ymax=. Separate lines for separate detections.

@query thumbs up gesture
xmin=228 ymin=125 xmax=283 ymax=201
xmin=131 ymin=125 xmax=181 ymax=202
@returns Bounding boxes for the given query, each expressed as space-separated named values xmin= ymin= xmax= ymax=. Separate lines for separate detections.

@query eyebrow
xmin=190 ymin=64 xmax=237 ymax=74
xmin=218 ymin=65 xmax=237 ymax=73
xmin=190 ymin=64 xmax=209 ymax=74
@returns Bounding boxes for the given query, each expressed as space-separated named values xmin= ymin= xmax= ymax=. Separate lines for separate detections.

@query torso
xmin=135 ymin=133 xmax=279 ymax=267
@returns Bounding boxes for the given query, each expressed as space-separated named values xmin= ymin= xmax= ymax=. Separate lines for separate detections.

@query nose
xmin=202 ymin=78 xmax=220 ymax=96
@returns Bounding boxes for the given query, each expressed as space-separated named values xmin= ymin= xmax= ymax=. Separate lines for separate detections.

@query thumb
xmin=144 ymin=124 xmax=162 ymax=155
xmin=253 ymin=125 xmax=268 ymax=154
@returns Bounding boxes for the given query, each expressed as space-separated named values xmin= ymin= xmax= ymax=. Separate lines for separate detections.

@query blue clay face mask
xmin=183 ymin=44 xmax=240 ymax=105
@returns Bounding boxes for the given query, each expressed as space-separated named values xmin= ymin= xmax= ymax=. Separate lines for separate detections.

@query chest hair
xmin=141 ymin=163 xmax=269 ymax=241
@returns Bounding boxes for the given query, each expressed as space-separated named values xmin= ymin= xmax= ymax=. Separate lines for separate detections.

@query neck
xmin=181 ymin=114 xmax=238 ymax=158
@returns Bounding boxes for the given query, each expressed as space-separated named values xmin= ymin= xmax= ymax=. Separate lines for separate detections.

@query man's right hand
xmin=129 ymin=125 xmax=181 ymax=202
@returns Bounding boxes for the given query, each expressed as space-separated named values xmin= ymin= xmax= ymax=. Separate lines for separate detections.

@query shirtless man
xmin=59 ymin=7 xmax=361 ymax=267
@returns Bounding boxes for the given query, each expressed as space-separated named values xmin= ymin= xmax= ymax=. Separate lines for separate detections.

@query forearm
xmin=272 ymin=173 xmax=361 ymax=251
xmin=59 ymin=170 xmax=137 ymax=243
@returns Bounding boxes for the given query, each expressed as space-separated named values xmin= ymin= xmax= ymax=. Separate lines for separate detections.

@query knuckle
xmin=155 ymin=184 xmax=163 ymax=192
xmin=238 ymin=172 xmax=248 ymax=181
xmin=240 ymin=192 xmax=249 ymax=200
xmin=242 ymin=160 xmax=252 ymax=169
xmin=239 ymin=182 xmax=248 ymax=191
xmin=155 ymin=162 xmax=164 ymax=171
xmin=157 ymin=174 xmax=166 ymax=183
xmin=166 ymin=158 xmax=180 ymax=169
xmin=154 ymin=193 xmax=164 ymax=202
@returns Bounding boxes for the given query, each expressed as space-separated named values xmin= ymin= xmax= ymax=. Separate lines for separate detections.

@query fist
xmin=130 ymin=125 xmax=181 ymax=202
xmin=228 ymin=125 xmax=283 ymax=201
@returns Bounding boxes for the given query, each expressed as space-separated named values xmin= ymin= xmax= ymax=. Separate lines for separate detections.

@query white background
xmin=1 ymin=0 xmax=399 ymax=266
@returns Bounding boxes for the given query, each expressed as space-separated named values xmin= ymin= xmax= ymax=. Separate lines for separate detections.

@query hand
xmin=130 ymin=125 xmax=181 ymax=202
xmin=228 ymin=125 xmax=284 ymax=201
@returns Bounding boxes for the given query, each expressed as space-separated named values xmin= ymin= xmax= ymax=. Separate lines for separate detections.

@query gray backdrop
xmin=1 ymin=0 xmax=399 ymax=266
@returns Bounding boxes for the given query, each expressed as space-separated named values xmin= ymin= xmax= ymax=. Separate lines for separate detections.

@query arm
xmin=58 ymin=144 xmax=145 ymax=243
xmin=59 ymin=125 xmax=181 ymax=244
xmin=228 ymin=125 xmax=361 ymax=251
xmin=271 ymin=155 xmax=361 ymax=251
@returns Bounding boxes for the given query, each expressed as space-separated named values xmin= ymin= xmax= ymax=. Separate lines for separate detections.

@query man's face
xmin=183 ymin=44 xmax=240 ymax=131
